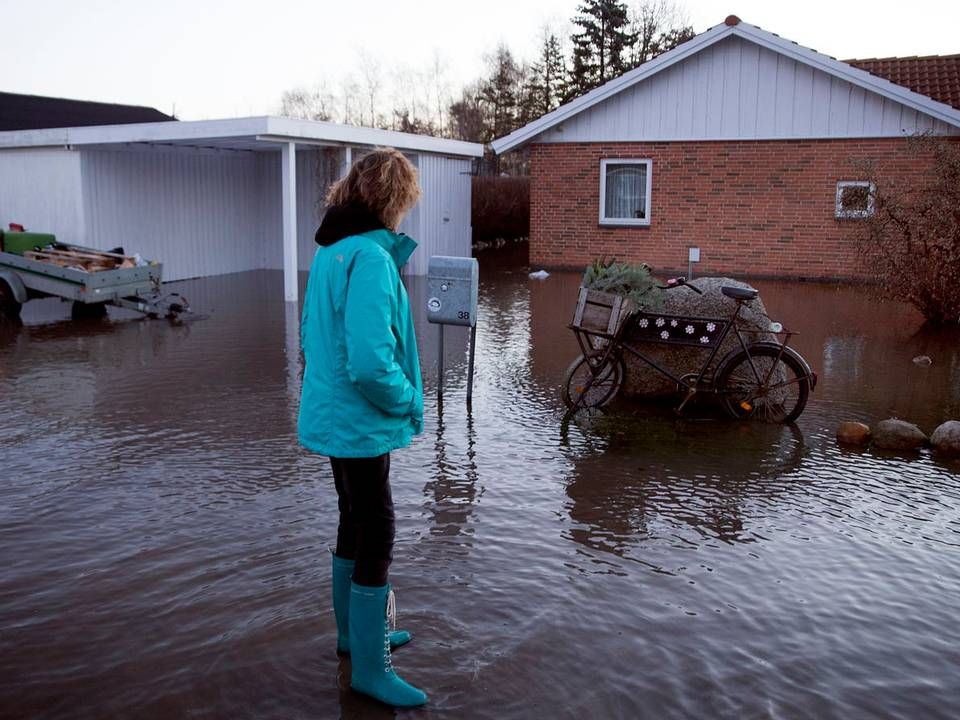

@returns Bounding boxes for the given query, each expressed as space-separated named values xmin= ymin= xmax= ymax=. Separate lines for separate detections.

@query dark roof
xmin=0 ymin=92 xmax=176 ymax=131
xmin=846 ymin=54 xmax=960 ymax=111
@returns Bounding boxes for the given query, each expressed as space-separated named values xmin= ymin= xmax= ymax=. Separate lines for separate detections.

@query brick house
xmin=491 ymin=16 xmax=960 ymax=280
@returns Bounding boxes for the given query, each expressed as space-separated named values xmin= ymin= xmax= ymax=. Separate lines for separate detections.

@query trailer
xmin=0 ymin=230 xmax=189 ymax=322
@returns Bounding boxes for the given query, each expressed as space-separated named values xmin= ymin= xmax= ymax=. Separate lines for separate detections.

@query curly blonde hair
xmin=325 ymin=147 xmax=421 ymax=230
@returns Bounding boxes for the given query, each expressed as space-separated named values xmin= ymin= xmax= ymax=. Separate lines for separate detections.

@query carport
xmin=0 ymin=116 xmax=483 ymax=301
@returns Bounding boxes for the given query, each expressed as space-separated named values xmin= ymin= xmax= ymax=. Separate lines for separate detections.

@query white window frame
xmin=599 ymin=159 xmax=653 ymax=226
xmin=835 ymin=180 xmax=875 ymax=219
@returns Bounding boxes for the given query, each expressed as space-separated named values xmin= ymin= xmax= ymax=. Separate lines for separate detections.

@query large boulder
xmin=930 ymin=421 xmax=960 ymax=457
xmin=837 ymin=421 xmax=871 ymax=446
xmin=872 ymin=419 xmax=927 ymax=451
xmin=621 ymin=277 xmax=776 ymax=398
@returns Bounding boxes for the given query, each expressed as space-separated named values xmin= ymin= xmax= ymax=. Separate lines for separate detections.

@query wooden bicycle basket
xmin=571 ymin=287 xmax=635 ymax=336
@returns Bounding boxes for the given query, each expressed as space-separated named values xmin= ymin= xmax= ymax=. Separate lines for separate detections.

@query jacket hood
xmin=315 ymin=203 xmax=385 ymax=247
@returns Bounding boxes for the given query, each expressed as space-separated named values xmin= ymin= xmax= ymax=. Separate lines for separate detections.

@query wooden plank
xmin=44 ymin=251 xmax=124 ymax=269
xmin=573 ymin=287 xmax=588 ymax=328
xmin=23 ymin=250 xmax=119 ymax=272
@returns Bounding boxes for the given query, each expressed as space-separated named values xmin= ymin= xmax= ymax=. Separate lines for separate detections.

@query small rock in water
xmin=836 ymin=421 xmax=871 ymax=446
xmin=930 ymin=421 xmax=960 ymax=457
xmin=872 ymin=418 xmax=927 ymax=451
xmin=529 ymin=269 xmax=550 ymax=279
xmin=912 ymin=355 xmax=932 ymax=366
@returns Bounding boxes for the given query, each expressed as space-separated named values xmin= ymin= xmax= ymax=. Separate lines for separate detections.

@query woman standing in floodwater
xmin=297 ymin=148 xmax=427 ymax=708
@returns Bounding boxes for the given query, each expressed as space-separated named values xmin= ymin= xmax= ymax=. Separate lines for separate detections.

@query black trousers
xmin=330 ymin=453 xmax=394 ymax=587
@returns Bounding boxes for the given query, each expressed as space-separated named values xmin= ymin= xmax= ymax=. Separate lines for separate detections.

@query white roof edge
xmin=265 ymin=117 xmax=483 ymax=157
xmin=0 ymin=115 xmax=484 ymax=157
xmin=492 ymin=19 xmax=960 ymax=154
xmin=0 ymin=117 xmax=270 ymax=149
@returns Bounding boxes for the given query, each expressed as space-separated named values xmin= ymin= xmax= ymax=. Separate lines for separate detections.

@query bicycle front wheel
xmin=561 ymin=353 xmax=625 ymax=410
xmin=716 ymin=345 xmax=811 ymax=423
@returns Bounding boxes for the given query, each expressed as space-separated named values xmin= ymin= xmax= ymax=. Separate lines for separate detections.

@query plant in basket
xmin=581 ymin=257 xmax=663 ymax=312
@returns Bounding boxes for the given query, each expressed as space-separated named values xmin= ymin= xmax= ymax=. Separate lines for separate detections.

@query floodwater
xmin=1 ymin=265 xmax=959 ymax=719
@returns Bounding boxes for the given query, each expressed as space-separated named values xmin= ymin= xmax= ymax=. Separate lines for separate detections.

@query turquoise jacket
xmin=298 ymin=229 xmax=423 ymax=458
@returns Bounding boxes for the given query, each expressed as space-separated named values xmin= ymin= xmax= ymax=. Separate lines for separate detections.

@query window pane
xmin=605 ymin=164 xmax=647 ymax=219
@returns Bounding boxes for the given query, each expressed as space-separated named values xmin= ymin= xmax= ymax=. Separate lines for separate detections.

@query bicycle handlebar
xmin=658 ymin=277 xmax=704 ymax=295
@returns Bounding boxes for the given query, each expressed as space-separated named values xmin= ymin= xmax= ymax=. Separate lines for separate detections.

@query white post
xmin=284 ymin=300 xmax=301 ymax=417
xmin=343 ymin=146 xmax=352 ymax=176
xmin=281 ymin=141 xmax=298 ymax=303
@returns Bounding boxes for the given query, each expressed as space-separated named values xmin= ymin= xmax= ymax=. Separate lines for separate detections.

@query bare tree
xmin=854 ymin=134 xmax=960 ymax=326
xmin=627 ymin=0 xmax=694 ymax=68
xmin=279 ymin=84 xmax=334 ymax=121
xmin=357 ymin=51 xmax=383 ymax=128
xmin=428 ymin=50 xmax=452 ymax=136
xmin=338 ymin=75 xmax=362 ymax=126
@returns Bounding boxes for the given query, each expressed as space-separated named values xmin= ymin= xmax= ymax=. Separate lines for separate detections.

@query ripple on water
xmin=1 ymin=270 xmax=959 ymax=719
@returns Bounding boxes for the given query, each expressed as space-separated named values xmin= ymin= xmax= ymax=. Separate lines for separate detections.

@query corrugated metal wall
xmin=271 ymin=148 xmax=473 ymax=277
xmin=0 ymin=148 xmax=86 ymax=243
xmin=81 ymin=147 xmax=279 ymax=281
xmin=538 ymin=36 xmax=960 ymax=143
xmin=10 ymin=144 xmax=473 ymax=282
xmin=407 ymin=154 xmax=473 ymax=275
xmin=296 ymin=148 xmax=341 ymax=272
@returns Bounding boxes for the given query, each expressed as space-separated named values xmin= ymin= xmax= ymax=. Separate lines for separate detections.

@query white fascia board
xmin=0 ymin=115 xmax=484 ymax=157
xmin=0 ymin=117 xmax=271 ymax=149
xmin=733 ymin=23 xmax=960 ymax=129
xmin=491 ymin=22 xmax=735 ymax=154
xmin=265 ymin=117 xmax=484 ymax=157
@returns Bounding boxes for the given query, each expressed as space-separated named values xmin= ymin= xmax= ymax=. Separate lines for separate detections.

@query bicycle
xmin=561 ymin=278 xmax=817 ymax=423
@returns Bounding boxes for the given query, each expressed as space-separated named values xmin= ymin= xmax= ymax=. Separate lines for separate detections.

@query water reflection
xmin=562 ymin=409 xmax=808 ymax=563
xmin=424 ymin=403 xmax=480 ymax=545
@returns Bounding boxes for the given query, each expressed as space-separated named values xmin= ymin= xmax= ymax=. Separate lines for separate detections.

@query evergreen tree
xmin=568 ymin=0 xmax=636 ymax=97
xmin=448 ymin=82 xmax=486 ymax=142
xmin=526 ymin=33 xmax=567 ymax=117
xmin=480 ymin=45 xmax=522 ymax=141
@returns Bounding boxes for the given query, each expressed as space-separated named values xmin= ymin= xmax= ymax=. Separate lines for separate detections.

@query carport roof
xmin=0 ymin=115 xmax=484 ymax=158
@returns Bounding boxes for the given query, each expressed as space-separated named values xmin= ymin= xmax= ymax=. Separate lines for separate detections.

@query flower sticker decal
xmin=670 ymin=319 xmax=678 ymax=327
xmin=706 ymin=322 xmax=716 ymax=333
xmin=660 ymin=330 xmax=670 ymax=340
xmin=639 ymin=318 xmax=649 ymax=328
xmin=685 ymin=325 xmax=695 ymax=334
xmin=655 ymin=318 xmax=665 ymax=327
xmin=700 ymin=336 xmax=710 ymax=344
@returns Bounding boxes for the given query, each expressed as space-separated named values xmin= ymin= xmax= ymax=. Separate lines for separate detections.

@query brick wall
xmin=529 ymin=138 xmax=939 ymax=280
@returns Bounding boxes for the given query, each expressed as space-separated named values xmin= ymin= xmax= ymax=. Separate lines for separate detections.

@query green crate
xmin=1 ymin=231 xmax=57 ymax=255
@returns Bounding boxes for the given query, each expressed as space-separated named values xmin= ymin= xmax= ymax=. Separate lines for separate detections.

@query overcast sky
xmin=1 ymin=0 xmax=957 ymax=120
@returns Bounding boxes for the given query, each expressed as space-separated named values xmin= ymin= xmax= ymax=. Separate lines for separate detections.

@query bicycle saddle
xmin=721 ymin=286 xmax=759 ymax=301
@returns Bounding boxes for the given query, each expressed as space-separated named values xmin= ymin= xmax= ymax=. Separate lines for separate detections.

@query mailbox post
xmin=426 ymin=256 xmax=479 ymax=405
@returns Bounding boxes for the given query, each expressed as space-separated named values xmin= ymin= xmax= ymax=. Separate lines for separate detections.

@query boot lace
xmin=384 ymin=589 xmax=397 ymax=673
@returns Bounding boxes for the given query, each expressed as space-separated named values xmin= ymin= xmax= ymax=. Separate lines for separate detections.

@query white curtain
xmin=605 ymin=164 xmax=647 ymax=219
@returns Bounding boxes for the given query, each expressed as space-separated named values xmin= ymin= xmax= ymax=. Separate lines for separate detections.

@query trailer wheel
xmin=71 ymin=301 xmax=108 ymax=321
xmin=0 ymin=279 xmax=22 ymax=323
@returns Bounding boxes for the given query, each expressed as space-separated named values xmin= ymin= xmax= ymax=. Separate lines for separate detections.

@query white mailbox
xmin=426 ymin=256 xmax=479 ymax=327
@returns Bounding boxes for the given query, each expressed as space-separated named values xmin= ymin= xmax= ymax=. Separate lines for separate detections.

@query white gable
xmin=492 ymin=19 xmax=960 ymax=153
xmin=535 ymin=36 xmax=958 ymax=143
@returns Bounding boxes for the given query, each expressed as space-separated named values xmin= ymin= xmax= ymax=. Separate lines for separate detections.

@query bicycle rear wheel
xmin=561 ymin=353 xmax=624 ymax=410
xmin=716 ymin=345 xmax=810 ymax=423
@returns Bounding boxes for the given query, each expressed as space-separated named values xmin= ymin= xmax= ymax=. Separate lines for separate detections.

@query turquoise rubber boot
xmin=348 ymin=582 xmax=428 ymax=708
xmin=332 ymin=554 xmax=411 ymax=654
